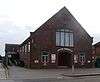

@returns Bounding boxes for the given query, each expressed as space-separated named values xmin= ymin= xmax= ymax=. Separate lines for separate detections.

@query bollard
xmin=72 ymin=65 xmax=74 ymax=74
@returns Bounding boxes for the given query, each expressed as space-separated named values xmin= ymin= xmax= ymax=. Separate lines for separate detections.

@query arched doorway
xmin=57 ymin=48 xmax=72 ymax=67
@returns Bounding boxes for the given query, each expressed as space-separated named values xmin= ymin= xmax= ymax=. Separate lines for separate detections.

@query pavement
xmin=1 ymin=76 xmax=100 ymax=82
xmin=8 ymin=66 xmax=71 ymax=79
xmin=7 ymin=66 xmax=100 ymax=79
xmin=62 ymin=73 xmax=100 ymax=77
xmin=62 ymin=68 xmax=100 ymax=77
xmin=1 ymin=66 xmax=100 ymax=81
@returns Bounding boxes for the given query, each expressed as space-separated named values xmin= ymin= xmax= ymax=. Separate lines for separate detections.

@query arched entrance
xmin=57 ymin=48 xmax=72 ymax=67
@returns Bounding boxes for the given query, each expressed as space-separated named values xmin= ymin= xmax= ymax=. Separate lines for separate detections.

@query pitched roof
xmin=94 ymin=42 xmax=100 ymax=47
xmin=31 ymin=7 xmax=92 ymax=39
xmin=20 ymin=7 xmax=93 ymax=46
xmin=20 ymin=36 xmax=30 ymax=46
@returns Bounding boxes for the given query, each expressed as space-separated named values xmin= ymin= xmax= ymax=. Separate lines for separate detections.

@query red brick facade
xmin=94 ymin=42 xmax=100 ymax=57
xmin=5 ymin=7 xmax=93 ymax=68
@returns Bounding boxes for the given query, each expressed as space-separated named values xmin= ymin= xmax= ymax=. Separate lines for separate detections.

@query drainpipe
xmin=72 ymin=54 xmax=75 ymax=73
xmin=5 ymin=50 xmax=7 ymax=66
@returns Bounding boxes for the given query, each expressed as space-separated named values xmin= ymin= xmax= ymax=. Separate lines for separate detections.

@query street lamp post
xmin=72 ymin=64 xmax=74 ymax=73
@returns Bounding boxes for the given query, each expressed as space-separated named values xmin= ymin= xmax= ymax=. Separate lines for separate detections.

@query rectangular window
xmin=28 ymin=42 xmax=30 ymax=52
xmin=56 ymin=29 xmax=74 ymax=47
xmin=69 ymin=33 xmax=74 ymax=46
xmin=42 ymin=56 xmax=48 ymax=62
xmin=42 ymin=56 xmax=45 ymax=62
xmin=61 ymin=32 xmax=65 ymax=46
xmin=79 ymin=52 xmax=85 ymax=65
xmin=25 ymin=44 xmax=27 ymax=53
xmin=22 ymin=46 xmax=24 ymax=53
xmin=56 ymin=32 xmax=60 ymax=46
xmin=65 ymin=33 xmax=69 ymax=46
xmin=41 ymin=51 xmax=49 ymax=63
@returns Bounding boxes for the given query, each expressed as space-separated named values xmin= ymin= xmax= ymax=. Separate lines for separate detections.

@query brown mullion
xmin=69 ymin=32 xmax=70 ymax=46
xmin=64 ymin=30 xmax=65 ymax=46
xmin=59 ymin=31 xmax=61 ymax=46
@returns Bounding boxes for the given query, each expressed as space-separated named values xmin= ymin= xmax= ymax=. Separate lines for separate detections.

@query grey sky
xmin=0 ymin=0 xmax=100 ymax=56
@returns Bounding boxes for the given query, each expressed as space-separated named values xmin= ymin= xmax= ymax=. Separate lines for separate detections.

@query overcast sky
xmin=0 ymin=0 xmax=100 ymax=56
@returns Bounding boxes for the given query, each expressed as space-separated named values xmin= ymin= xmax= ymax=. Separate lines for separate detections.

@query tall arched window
xmin=56 ymin=29 xmax=74 ymax=47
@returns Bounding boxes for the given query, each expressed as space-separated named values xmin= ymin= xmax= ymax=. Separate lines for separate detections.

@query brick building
xmin=93 ymin=42 xmax=100 ymax=67
xmin=5 ymin=7 xmax=93 ymax=68
xmin=93 ymin=42 xmax=100 ymax=58
xmin=5 ymin=44 xmax=20 ymax=65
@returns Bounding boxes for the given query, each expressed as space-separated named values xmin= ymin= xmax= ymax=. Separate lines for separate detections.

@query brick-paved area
xmin=0 ymin=63 xmax=8 ymax=79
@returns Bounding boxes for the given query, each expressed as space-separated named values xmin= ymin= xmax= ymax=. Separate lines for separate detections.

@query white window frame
xmin=25 ymin=44 xmax=27 ymax=53
xmin=41 ymin=51 xmax=49 ymax=63
xmin=79 ymin=52 xmax=85 ymax=65
xmin=28 ymin=42 xmax=30 ymax=52
xmin=56 ymin=29 xmax=74 ymax=47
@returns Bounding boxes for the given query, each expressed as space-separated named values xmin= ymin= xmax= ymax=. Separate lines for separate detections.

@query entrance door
xmin=58 ymin=51 xmax=72 ymax=67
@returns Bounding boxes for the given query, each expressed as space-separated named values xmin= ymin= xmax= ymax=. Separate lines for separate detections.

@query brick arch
xmin=57 ymin=48 xmax=72 ymax=67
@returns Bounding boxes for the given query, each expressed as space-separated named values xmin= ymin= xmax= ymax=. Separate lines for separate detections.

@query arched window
xmin=56 ymin=29 xmax=74 ymax=47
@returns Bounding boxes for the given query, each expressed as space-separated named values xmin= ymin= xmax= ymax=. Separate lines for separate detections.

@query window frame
xmin=56 ymin=29 xmax=74 ymax=47
xmin=25 ymin=44 xmax=27 ymax=53
xmin=28 ymin=42 xmax=30 ymax=52
xmin=79 ymin=52 xmax=86 ymax=65
xmin=41 ymin=51 xmax=49 ymax=63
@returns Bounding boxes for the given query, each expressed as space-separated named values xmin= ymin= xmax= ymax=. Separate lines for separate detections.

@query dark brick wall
xmin=95 ymin=47 xmax=100 ymax=56
xmin=19 ymin=7 xmax=93 ymax=68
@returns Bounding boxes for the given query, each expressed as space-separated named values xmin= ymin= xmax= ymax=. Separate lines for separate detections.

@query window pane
xmin=43 ymin=51 xmax=48 ymax=55
xmin=42 ymin=56 xmax=45 ymax=62
xmin=60 ymin=29 xmax=65 ymax=31
xmin=69 ymin=33 xmax=74 ymax=46
xmin=61 ymin=32 xmax=64 ymax=46
xmin=28 ymin=44 xmax=30 ymax=52
xmin=56 ymin=32 xmax=60 ymax=46
xmin=65 ymin=29 xmax=70 ymax=32
xmin=25 ymin=44 xmax=27 ymax=52
xmin=56 ymin=29 xmax=74 ymax=47
xmin=41 ymin=51 xmax=49 ymax=63
xmin=23 ymin=46 xmax=24 ymax=52
xmin=79 ymin=52 xmax=85 ymax=65
xmin=42 ymin=56 xmax=48 ymax=62
xmin=65 ymin=33 xmax=69 ymax=46
xmin=46 ymin=56 xmax=48 ymax=62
